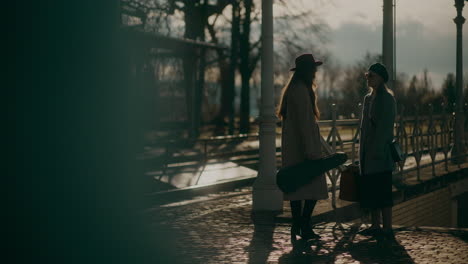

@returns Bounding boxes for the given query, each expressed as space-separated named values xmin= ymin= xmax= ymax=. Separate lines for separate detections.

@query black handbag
xmin=389 ymin=139 xmax=405 ymax=162
xmin=276 ymin=152 xmax=348 ymax=193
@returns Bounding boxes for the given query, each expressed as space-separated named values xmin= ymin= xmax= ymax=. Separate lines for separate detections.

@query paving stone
xmin=149 ymin=187 xmax=468 ymax=263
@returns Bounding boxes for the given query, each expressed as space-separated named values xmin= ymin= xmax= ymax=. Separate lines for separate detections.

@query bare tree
xmin=123 ymin=0 xmax=332 ymax=135
xmin=239 ymin=0 xmax=261 ymax=133
xmin=121 ymin=0 xmax=178 ymax=33
xmin=317 ymin=54 xmax=342 ymax=119
xmin=442 ymin=73 xmax=457 ymax=114
xmin=122 ymin=0 xmax=232 ymax=136
xmin=393 ymin=72 xmax=409 ymax=113
xmin=336 ymin=52 xmax=381 ymax=119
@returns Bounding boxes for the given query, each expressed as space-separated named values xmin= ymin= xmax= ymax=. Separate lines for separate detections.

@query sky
xmin=288 ymin=0 xmax=468 ymax=89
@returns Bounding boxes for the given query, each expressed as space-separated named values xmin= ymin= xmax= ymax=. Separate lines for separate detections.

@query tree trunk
xmin=239 ymin=0 xmax=252 ymax=134
xmin=228 ymin=0 xmax=240 ymax=135
xmin=206 ymin=13 xmax=230 ymax=135
xmin=193 ymin=48 xmax=206 ymax=139
xmin=183 ymin=0 xmax=205 ymax=138
xmin=214 ymin=55 xmax=230 ymax=132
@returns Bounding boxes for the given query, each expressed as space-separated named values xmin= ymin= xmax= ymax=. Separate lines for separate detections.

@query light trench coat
xmin=281 ymin=80 xmax=328 ymax=201
xmin=359 ymin=89 xmax=396 ymax=175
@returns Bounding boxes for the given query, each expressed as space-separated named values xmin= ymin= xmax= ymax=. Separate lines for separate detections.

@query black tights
xmin=290 ymin=200 xmax=317 ymax=223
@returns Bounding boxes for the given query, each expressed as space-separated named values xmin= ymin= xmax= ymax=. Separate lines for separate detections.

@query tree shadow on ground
xmin=278 ymin=222 xmax=415 ymax=264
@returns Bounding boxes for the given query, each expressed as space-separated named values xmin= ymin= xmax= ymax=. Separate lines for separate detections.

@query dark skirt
xmin=359 ymin=171 xmax=394 ymax=209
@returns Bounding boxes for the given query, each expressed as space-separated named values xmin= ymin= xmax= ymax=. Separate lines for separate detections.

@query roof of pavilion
xmin=121 ymin=26 xmax=227 ymax=51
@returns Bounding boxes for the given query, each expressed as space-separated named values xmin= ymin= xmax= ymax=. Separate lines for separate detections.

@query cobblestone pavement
xmin=148 ymin=187 xmax=468 ymax=264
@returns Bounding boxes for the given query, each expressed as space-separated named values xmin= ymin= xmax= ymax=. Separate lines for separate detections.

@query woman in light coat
xmin=277 ymin=54 xmax=328 ymax=241
xmin=359 ymin=63 xmax=396 ymax=239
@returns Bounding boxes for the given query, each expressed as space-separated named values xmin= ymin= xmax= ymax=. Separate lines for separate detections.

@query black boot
xmin=291 ymin=219 xmax=301 ymax=242
xmin=300 ymin=217 xmax=320 ymax=240
xmin=301 ymin=200 xmax=320 ymax=240
xmin=290 ymin=200 xmax=302 ymax=242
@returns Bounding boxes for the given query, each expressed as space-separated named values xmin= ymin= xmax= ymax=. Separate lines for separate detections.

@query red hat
xmin=290 ymin=53 xmax=323 ymax=71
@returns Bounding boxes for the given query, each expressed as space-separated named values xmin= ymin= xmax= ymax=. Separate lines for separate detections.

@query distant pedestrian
xmin=358 ymin=63 xmax=396 ymax=239
xmin=277 ymin=54 xmax=328 ymax=242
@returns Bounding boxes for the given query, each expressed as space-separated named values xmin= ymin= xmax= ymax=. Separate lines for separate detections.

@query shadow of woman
xmin=348 ymin=235 xmax=415 ymax=264
xmin=278 ymin=238 xmax=332 ymax=264
xmin=333 ymin=223 xmax=415 ymax=264
xmin=277 ymin=223 xmax=351 ymax=263
xmin=277 ymin=222 xmax=416 ymax=264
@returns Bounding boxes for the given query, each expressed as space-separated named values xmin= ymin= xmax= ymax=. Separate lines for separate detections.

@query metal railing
xmin=147 ymin=103 xmax=467 ymax=207
xmin=319 ymin=103 xmax=467 ymax=211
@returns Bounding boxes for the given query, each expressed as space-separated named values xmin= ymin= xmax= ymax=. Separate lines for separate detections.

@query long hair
xmin=277 ymin=68 xmax=320 ymax=121
xmin=370 ymin=83 xmax=394 ymax=96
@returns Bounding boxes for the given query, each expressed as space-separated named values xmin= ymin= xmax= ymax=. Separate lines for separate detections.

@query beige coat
xmin=281 ymin=80 xmax=328 ymax=201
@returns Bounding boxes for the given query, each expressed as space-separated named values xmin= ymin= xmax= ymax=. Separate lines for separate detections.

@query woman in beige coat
xmin=277 ymin=54 xmax=328 ymax=241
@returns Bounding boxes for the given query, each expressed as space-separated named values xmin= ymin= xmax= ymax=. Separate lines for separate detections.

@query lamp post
xmin=252 ymin=0 xmax=283 ymax=212
xmin=451 ymin=0 xmax=466 ymax=164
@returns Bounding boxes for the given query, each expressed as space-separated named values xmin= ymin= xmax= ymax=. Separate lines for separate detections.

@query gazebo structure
xmin=121 ymin=28 xmax=226 ymax=140
xmin=252 ymin=0 xmax=467 ymax=211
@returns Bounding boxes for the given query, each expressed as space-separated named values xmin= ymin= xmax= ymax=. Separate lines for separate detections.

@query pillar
xmin=252 ymin=0 xmax=283 ymax=212
xmin=451 ymin=0 xmax=466 ymax=163
xmin=382 ymin=0 xmax=395 ymax=90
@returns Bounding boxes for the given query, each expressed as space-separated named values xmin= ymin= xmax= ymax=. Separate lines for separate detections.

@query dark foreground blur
xmin=11 ymin=2 xmax=182 ymax=263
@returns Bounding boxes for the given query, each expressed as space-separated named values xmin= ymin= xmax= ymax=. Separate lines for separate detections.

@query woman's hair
xmin=370 ymin=84 xmax=394 ymax=96
xmin=277 ymin=67 xmax=320 ymax=121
